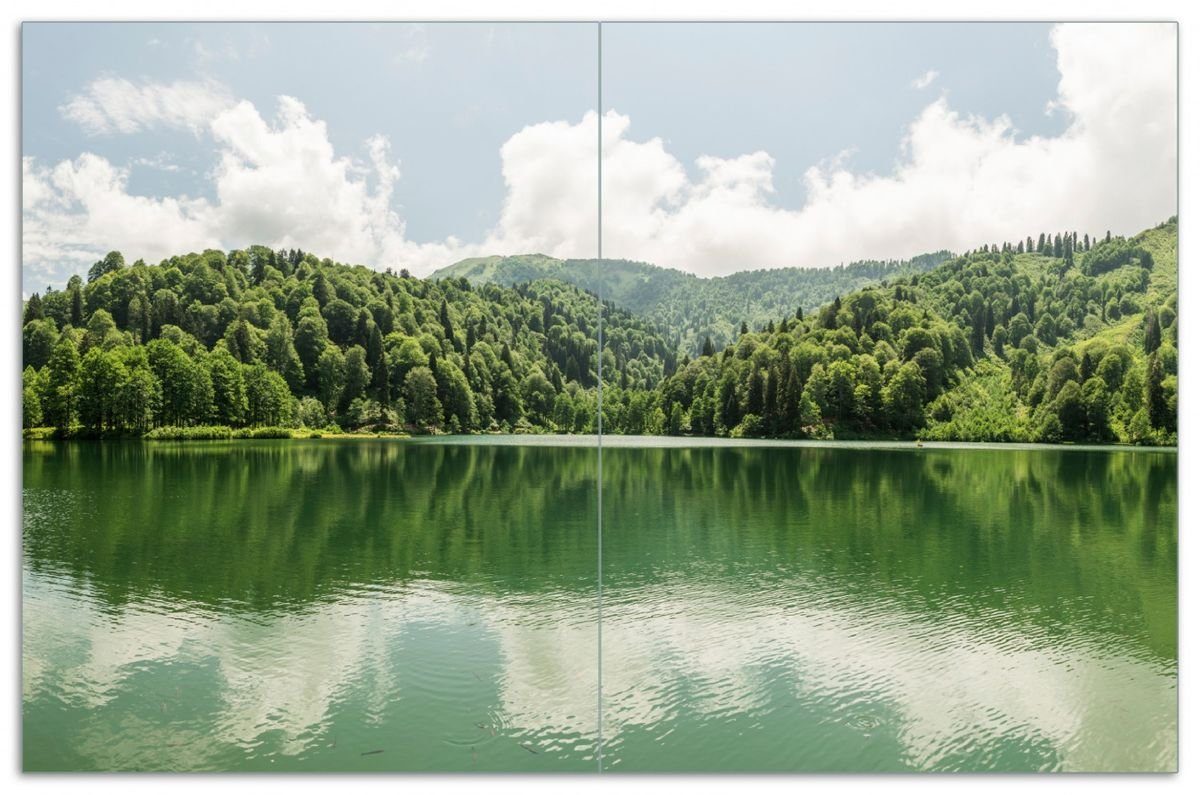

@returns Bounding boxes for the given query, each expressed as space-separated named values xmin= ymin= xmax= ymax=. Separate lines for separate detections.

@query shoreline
xmin=21 ymin=428 xmax=1178 ymax=453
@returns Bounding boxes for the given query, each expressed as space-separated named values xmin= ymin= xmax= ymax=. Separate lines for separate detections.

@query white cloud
xmin=132 ymin=153 xmax=182 ymax=173
xmin=23 ymin=569 xmax=1174 ymax=771
xmin=25 ymin=23 xmax=1177 ymax=285
xmin=22 ymin=154 xmax=218 ymax=287
xmin=579 ymin=21 xmax=1176 ymax=275
xmin=60 ymin=77 xmax=234 ymax=136
xmin=911 ymin=69 xmax=939 ymax=89
xmin=26 ymin=92 xmax=476 ymax=284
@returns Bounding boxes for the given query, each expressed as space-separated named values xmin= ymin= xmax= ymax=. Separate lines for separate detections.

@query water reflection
xmin=23 ymin=440 xmax=599 ymax=772
xmin=22 ymin=440 xmax=1176 ymax=771
xmin=600 ymin=445 xmax=1176 ymax=771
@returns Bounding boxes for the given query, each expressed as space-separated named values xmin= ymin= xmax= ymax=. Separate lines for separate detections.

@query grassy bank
xmin=23 ymin=426 xmax=413 ymax=441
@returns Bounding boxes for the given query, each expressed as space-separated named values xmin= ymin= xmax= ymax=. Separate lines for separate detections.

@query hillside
xmin=21 ymin=246 xmax=666 ymax=435
xmin=597 ymin=219 xmax=1177 ymax=445
xmin=21 ymin=220 xmax=1177 ymax=445
xmin=432 ymin=251 xmax=952 ymax=355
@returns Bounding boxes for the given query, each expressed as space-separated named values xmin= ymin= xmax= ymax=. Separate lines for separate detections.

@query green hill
xmin=21 ymin=220 xmax=1176 ymax=445
xmin=21 ymin=246 xmax=667 ymax=436
xmin=599 ymin=219 xmax=1177 ymax=445
xmin=432 ymin=251 xmax=952 ymax=355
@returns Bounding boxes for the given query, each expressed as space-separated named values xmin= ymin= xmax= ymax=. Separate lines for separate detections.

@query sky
xmin=22 ymin=22 xmax=1177 ymax=289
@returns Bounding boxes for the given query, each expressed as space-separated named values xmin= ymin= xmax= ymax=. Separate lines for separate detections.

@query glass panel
xmin=21 ymin=21 xmax=601 ymax=772
xmin=597 ymin=21 xmax=1178 ymax=772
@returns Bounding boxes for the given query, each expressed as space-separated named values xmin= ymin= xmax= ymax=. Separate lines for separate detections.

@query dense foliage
xmin=22 ymin=219 xmax=1177 ymax=445
xmin=599 ymin=219 xmax=1177 ymax=444
xmin=21 ymin=246 xmax=665 ymax=435
xmin=432 ymin=251 xmax=951 ymax=355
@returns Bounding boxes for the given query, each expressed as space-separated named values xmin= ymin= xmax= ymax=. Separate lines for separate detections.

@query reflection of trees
xmin=23 ymin=441 xmax=598 ymax=610
xmin=24 ymin=441 xmax=1176 ymax=657
xmin=602 ymin=446 xmax=1177 ymax=659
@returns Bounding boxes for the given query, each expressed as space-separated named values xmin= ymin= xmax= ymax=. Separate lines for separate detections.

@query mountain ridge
xmin=432 ymin=251 xmax=953 ymax=354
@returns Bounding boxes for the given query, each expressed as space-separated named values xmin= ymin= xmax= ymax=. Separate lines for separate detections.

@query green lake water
xmin=21 ymin=438 xmax=1176 ymax=772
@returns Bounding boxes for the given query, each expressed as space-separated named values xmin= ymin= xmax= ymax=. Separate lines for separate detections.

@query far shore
xmin=21 ymin=427 xmax=1177 ymax=453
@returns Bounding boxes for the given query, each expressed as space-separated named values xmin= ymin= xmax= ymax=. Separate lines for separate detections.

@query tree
xmin=338 ymin=345 xmax=371 ymax=414
xmin=68 ymin=278 xmax=85 ymax=326
xmin=77 ymin=348 xmax=126 ymax=431
xmin=1036 ymin=412 xmax=1063 ymax=443
xmin=1144 ymin=308 xmax=1162 ymax=353
xmin=84 ymin=309 xmax=121 ymax=351
xmin=1081 ymin=377 xmax=1111 ymax=441
xmin=1052 ymin=381 xmax=1086 ymax=440
xmin=209 ymin=349 xmax=248 ymax=426
xmin=910 ymin=347 xmax=944 ymax=401
xmin=87 ymin=250 xmax=125 ymax=283
xmin=147 ymin=338 xmax=211 ymax=426
xmin=1045 ymin=356 xmax=1081 ymax=402
xmin=23 ymin=367 xmax=43 ymax=428
xmin=23 ymin=319 xmax=59 ymax=370
xmin=41 ymin=335 xmax=81 ymax=429
xmin=667 ymin=401 xmax=684 ymax=435
xmin=311 ymin=272 xmax=333 ymax=306
xmin=244 ymin=363 xmax=292 ymax=426
xmin=746 ymin=369 xmax=765 ymax=416
xmin=366 ymin=323 xmax=388 ymax=402
xmin=294 ymin=308 xmax=330 ymax=390
xmin=297 ymin=397 xmax=328 ymax=429
xmin=1146 ymin=354 xmax=1170 ymax=429
xmin=404 ymin=366 xmax=442 ymax=428
xmin=439 ymin=299 xmax=457 ymax=347
xmin=882 ymin=361 xmax=926 ymax=430
xmin=345 ymin=397 xmax=398 ymax=431
xmin=824 ymin=360 xmax=857 ymax=421
xmin=317 ymin=345 xmax=346 ymax=413
xmin=322 ymin=299 xmax=358 ymax=346
xmin=127 ymin=294 xmax=151 ymax=343
xmin=23 ymin=293 xmax=44 ymax=324
xmin=520 ymin=368 xmax=556 ymax=426
xmin=265 ymin=314 xmax=305 ymax=390
xmin=224 ymin=319 xmax=266 ymax=364
xmin=435 ymin=358 xmax=476 ymax=430
xmin=119 ymin=363 xmax=160 ymax=432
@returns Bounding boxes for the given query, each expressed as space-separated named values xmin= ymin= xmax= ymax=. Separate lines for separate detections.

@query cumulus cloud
xmin=25 ymin=92 xmax=475 ymax=286
xmin=60 ymin=77 xmax=234 ymax=136
xmin=22 ymin=154 xmax=218 ymax=287
xmin=581 ymin=21 xmax=1176 ymax=275
xmin=24 ymin=22 xmax=1177 ymax=286
xmin=911 ymin=69 xmax=939 ymax=89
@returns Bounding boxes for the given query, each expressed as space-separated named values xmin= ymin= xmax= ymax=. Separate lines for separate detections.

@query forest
xmin=21 ymin=218 xmax=1177 ymax=444
xmin=432 ymin=250 xmax=952 ymax=354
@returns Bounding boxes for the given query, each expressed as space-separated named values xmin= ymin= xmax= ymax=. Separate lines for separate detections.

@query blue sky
xmin=23 ymin=22 xmax=597 ymax=244
xmin=22 ymin=22 xmax=1176 ymax=286
xmin=603 ymin=22 xmax=1066 ymax=211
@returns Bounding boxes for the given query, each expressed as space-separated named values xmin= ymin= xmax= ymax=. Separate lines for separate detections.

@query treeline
xmin=21 ymin=246 xmax=664 ymax=436
xmin=21 ymin=219 xmax=1178 ymax=445
xmin=596 ymin=219 xmax=1177 ymax=445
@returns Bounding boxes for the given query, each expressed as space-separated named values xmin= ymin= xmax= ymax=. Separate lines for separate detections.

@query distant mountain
xmin=432 ymin=252 xmax=953 ymax=354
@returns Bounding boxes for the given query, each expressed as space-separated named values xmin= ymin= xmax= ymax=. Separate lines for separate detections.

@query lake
xmin=21 ymin=438 xmax=1177 ymax=772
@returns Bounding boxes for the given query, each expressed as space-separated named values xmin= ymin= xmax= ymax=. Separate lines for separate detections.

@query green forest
xmin=432 ymin=250 xmax=951 ymax=354
xmin=22 ymin=218 xmax=1177 ymax=445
